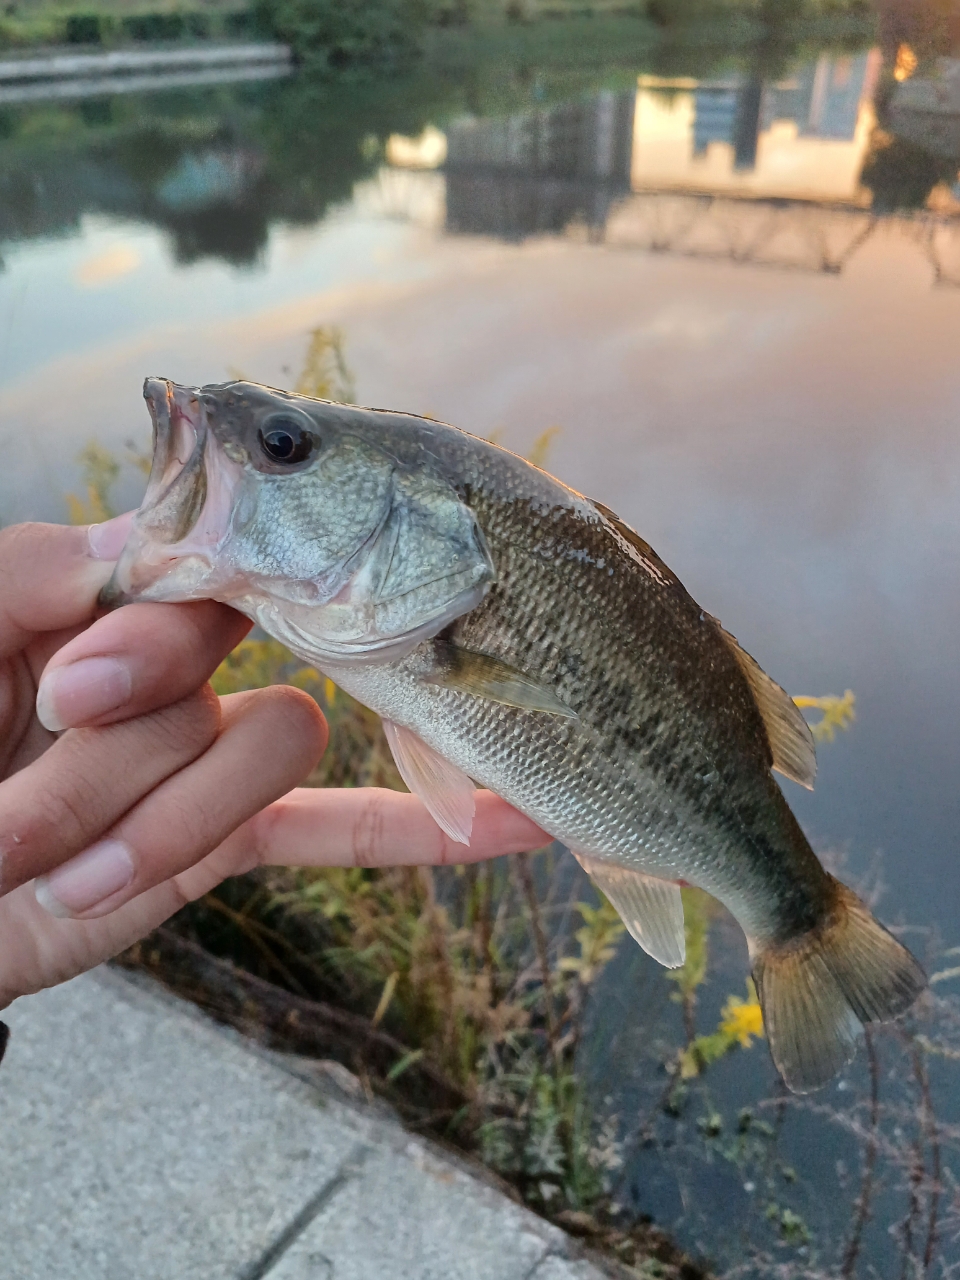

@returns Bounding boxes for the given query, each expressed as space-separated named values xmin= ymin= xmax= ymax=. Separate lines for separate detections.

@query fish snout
xmin=99 ymin=380 xmax=245 ymax=609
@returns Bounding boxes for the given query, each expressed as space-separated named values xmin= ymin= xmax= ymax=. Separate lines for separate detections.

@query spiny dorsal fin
xmin=424 ymin=644 xmax=576 ymax=719
xmin=574 ymin=852 xmax=685 ymax=968
xmin=382 ymin=719 xmax=476 ymax=845
xmin=712 ymin=621 xmax=817 ymax=790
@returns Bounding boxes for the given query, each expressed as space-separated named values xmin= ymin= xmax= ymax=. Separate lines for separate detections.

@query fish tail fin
xmin=753 ymin=877 xmax=926 ymax=1093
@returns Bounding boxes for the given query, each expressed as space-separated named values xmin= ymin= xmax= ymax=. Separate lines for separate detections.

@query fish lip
xmin=136 ymin=380 xmax=210 ymax=543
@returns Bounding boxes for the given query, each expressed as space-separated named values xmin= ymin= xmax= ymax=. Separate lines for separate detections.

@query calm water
xmin=3 ymin=25 xmax=959 ymax=1271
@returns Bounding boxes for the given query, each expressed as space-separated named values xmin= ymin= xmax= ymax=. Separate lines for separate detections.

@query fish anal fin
xmin=424 ymin=644 xmax=576 ymax=719
xmin=574 ymin=853 xmax=685 ymax=968
xmin=713 ymin=620 xmax=817 ymax=790
xmin=753 ymin=876 xmax=926 ymax=1093
xmin=382 ymin=719 xmax=476 ymax=845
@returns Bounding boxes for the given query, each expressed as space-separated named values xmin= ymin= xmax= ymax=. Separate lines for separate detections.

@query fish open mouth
xmin=99 ymin=378 xmax=242 ymax=608
xmin=140 ymin=378 xmax=209 ymax=544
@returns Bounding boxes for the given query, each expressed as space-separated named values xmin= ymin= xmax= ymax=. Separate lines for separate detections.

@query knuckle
xmin=30 ymin=764 xmax=104 ymax=852
xmin=0 ymin=522 xmax=53 ymax=559
xmin=0 ymin=523 xmax=33 ymax=559
xmin=144 ymin=686 xmax=221 ymax=760
xmin=0 ymin=522 xmax=83 ymax=569
xmin=351 ymin=788 xmax=387 ymax=868
xmin=257 ymin=686 xmax=328 ymax=757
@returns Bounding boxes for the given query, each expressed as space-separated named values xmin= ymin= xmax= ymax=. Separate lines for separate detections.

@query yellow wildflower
xmin=719 ymin=994 xmax=764 ymax=1048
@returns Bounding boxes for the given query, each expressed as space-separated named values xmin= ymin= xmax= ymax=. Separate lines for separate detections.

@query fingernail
xmin=87 ymin=511 xmax=135 ymax=561
xmin=36 ymin=657 xmax=132 ymax=732
xmin=35 ymin=839 xmax=135 ymax=918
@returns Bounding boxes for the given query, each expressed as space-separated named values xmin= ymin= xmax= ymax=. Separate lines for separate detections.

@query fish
xmin=103 ymin=377 xmax=926 ymax=1092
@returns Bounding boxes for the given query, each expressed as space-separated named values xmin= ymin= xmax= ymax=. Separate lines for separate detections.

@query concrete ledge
xmin=0 ymin=43 xmax=291 ymax=84
xmin=0 ymin=969 xmax=610 ymax=1280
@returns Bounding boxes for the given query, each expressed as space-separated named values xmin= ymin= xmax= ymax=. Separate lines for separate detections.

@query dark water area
xmin=2 ymin=15 xmax=960 ymax=1274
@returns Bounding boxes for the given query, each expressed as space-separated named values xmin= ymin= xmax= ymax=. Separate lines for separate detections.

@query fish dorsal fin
xmin=574 ymin=853 xmax=685 ymax=968
xmin=382 ymin=719 xmax=476 ymax=845
xmin=424 ymin=643 xmax=576 ymax=719
xmin=712 ymin=621 xmax=817 ymax=791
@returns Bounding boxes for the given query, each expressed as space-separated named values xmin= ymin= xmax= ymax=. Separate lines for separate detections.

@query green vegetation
xmin=0 ymin=1 xmax=255 ymax=50
xmin=253 ymin=0 xmax=428 ymax=70
xmin=0 ymin=0 xmax=879 ymax=76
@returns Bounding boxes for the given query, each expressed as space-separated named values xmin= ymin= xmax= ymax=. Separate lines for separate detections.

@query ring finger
xmin=0 ymin=687 xmax=221 ymax=898
xmin=33 ymin=686 xmax=327 ymax=920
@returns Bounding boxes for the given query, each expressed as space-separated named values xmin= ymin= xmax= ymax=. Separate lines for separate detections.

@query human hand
xmin=0 ymin=520 xmax=547 ymax=1010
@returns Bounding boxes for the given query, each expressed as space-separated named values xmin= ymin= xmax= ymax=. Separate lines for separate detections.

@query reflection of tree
xmin=874 ymin=0 xmax=960 ymax=68
xmin=163 ymin=201 xmax=271 ymax=266
xmin=860 ymin=126 xmax=958 ymax=211
xmin=0 ymin=76 xmax=437 ymax=266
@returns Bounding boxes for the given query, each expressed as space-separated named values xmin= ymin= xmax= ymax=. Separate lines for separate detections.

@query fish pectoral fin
xmin=423 ymin=645 xmax=576 ymax=719
xmin=574 ymin=853 xmax=686 ymax=969
xmin=382 ymin=719 xmax=476 ymax=845
xmin=712 ymin=620 xmax=817 ymax=790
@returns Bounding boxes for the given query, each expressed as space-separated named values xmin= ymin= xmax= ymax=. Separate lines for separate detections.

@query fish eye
xmin=257 ymin=415 xmax=316 ymax=466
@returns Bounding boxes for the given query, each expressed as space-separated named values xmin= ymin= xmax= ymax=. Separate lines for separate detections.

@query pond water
xmin=2 ymin=21 xmax=959 ymax=1273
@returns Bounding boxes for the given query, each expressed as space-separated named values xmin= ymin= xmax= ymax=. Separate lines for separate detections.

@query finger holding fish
xmin=35 ymin=600 xmax=251 ymax=733
xmin=33 ymin=687 xmax=326 ymax=919
xmin=0 ymin=786 xmax=547 ymax=1007
xmin=0 ymin=687 xmax=221 ymax=901
xmin=0 ymin=519 xmax=126 ymax=662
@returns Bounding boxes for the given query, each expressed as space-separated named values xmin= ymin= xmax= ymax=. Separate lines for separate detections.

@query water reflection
xmin=437 ymin=50 xmax=960 ymax=282
xmin=444 ymin=91 xmax=635 ymax=238
xmin=631 ymin=55 xmax=880 ymax=201
xmin=2 ymin=44 xmax=959 ymax=276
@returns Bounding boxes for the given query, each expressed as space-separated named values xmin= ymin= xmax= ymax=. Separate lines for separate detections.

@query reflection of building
xmin=384 ymin=50 xmax=960 ymax=286
xmin=765 ymin=54 xmax=874 ymax=140
xmin=632 ymin=52 xmax=882 ymax=202
xmin=443 ymin=92 xmax=634 ymax=239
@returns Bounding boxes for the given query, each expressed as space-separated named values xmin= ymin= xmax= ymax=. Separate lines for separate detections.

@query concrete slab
xmin=268 ymin=1139 xmax=559 ymax=1280
xmin=0 ymin=969 xmax=609 ymax=1280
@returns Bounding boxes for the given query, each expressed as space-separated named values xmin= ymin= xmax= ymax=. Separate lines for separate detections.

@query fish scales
xmin=103 ymin=379 xmax=926 ymax=1092
xmin=328 ymin=443 xmax=828 ymax=946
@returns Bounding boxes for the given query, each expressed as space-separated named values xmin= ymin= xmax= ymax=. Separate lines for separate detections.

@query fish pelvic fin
xmin=574 ymin=853 xmax=685 ymax=968
xmin=753 ymin=877 xmax=926 ymax=1093
xmin=712 ymin=621 xmax=817 ymax=790
xmin=382 ymin=719 xmax=476 ymax=845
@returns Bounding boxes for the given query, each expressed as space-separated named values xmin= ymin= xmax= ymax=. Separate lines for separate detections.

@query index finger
xmin=0 ymin=516 xmax=133 ymax=659
xmin=248 ymin=787 xmax=550 ymax=869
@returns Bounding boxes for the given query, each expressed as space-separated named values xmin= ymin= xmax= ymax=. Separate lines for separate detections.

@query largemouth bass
xmin=104 ymin=378 xmax=925 ymax=1092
